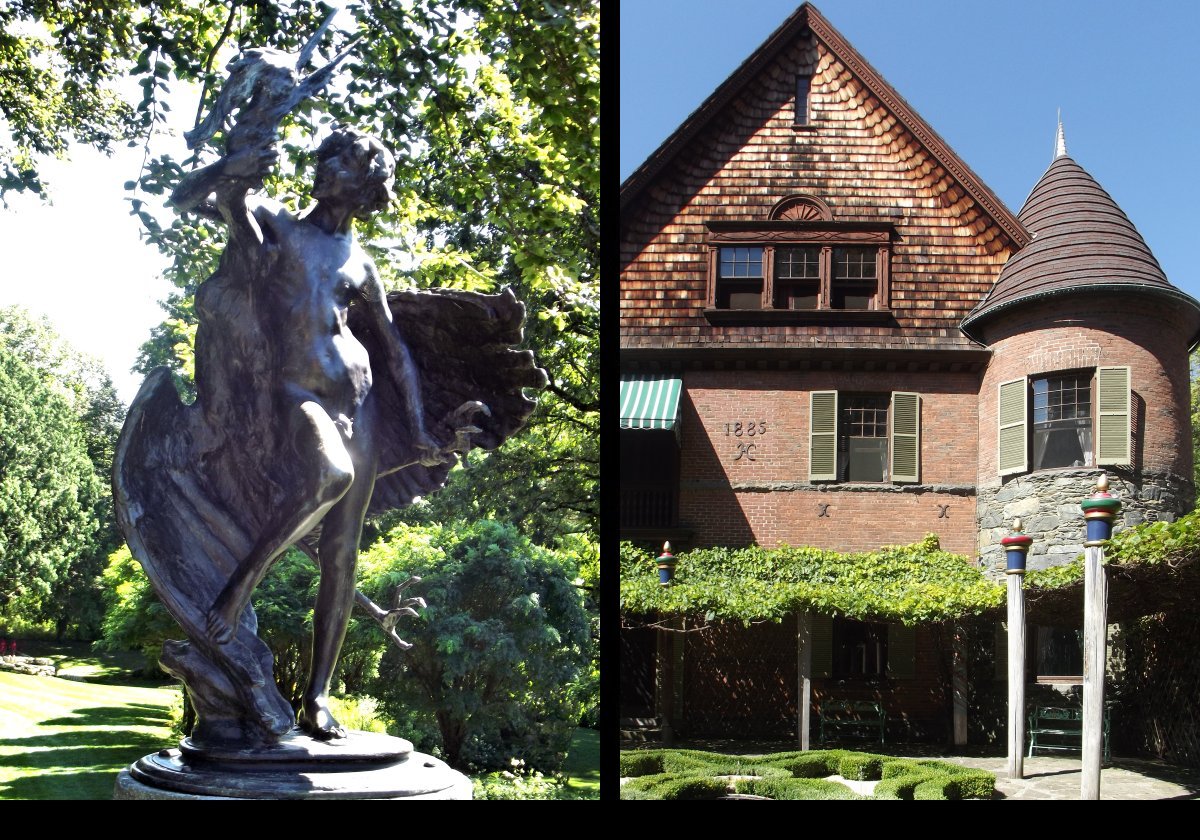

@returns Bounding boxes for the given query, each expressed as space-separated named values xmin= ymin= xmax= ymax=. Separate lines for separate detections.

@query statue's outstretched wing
xmin=348 ymin=287 xmax=548 ymax=517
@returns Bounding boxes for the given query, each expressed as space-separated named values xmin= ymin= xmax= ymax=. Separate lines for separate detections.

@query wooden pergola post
xmin=1001 ymin=520 xmax=1032 ymax=780
xmin=951 ymin=622 xmax=968 ymax=747
xmin=1080 ymin=475 xmax=1120 ymax=800
xmin=797 ymin=611 xmax=812 ymax=750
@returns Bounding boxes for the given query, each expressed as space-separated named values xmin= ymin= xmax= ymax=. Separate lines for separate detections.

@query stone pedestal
xmin=113 ymin=729 xmax=472 ymax=800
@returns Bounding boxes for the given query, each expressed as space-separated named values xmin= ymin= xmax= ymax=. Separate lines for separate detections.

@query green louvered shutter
xmin=890 ymin=392 xmax=920 ymax=483
xmin=811 ymin=614 xmax=833 ymax=678
xmin=993 ymin=621 xmax=1008 ymax=680
xmin=998 ymin=377 xmax=1028 ymax=476
xmin=1096 ymin=366 xmax=1131 ymax=466
xmin=809 ymin=391 xmax=838 ymax=481
xmin=887 ymin=624 xmax=916 ymax=679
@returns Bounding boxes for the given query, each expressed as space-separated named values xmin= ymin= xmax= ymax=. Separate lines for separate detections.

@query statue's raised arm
xmin=169 ymin=11 xmax=357 ymax=236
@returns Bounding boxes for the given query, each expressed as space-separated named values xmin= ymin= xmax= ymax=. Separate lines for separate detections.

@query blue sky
xmin=621 ymin=0 xmax=1200 ymax=301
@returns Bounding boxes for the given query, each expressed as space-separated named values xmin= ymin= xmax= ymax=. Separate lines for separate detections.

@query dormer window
xmin=704 ymin=196 xmax=893 ymax=323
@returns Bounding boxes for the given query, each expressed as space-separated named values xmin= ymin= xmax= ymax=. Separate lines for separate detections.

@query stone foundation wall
xmin=976 ymin=469 xmax=1193 ymax=576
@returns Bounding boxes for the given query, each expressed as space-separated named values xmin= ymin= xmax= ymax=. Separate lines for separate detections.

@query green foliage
xmin=0 ymin=0 xmax=140 ymax=198
xmin=471 ymin=759 xmax=587 ymax=800
xmin=837 ymin=752 xmax=884 ymax=781
xmin=0 ymin=345 xmax=105 ymax=629
xmin=1026 ymin=558 xmax=1085 ymax=590
xmin=250 ymin=548 xmax=317 ymax=709
xmin=0 ymin=306 xmax=125 ymax=638
xmin=619 ymin=748 xmax=996 ymax=801
xmin=619 ymin=750 xmax=664 ymax=777
xmin=620 ymin=536 xmax=1004 ymax=624
xmin=620 ymin=773 xmax=729 ymax=801
xmin=364 ymin=521 xmax=590 ymax=773
xmin=94 ymin=544 xmax=181 ymax=678
xmin=734 ymin=776 xmax=864 ymax=800
xmin=1105 ymin=509 xmax=1200 ymax=567
xmin=326 ymin=694 xmax=387 ymax=735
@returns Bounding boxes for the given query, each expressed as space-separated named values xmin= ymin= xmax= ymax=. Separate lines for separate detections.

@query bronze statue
xmin=113 ymin=26 xmax=545 ymax=751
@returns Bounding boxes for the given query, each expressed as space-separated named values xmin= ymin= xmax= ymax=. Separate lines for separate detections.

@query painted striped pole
xmin=1002 ymin=519 xmax=1032 ymax=780
xmin=1080 ymin=473 xmax=1120 ymax=800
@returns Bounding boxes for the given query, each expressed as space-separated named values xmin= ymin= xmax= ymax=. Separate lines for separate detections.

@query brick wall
xmin=977 ymin=294 xmax=1195 ymax=484
xmin=677 ymin=368 xmax=979 ymax=555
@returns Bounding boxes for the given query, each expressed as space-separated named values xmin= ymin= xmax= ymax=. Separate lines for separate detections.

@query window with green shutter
xmin=998 ymin=377 xmax=1028 ymax=476
xmin=1096 ymin=366 xmax=1131 ymax=465
xmin=811 ymin=391 xmax=922 ymax=483
xmin=890 ymin=392 xmax=920 ymax=483
xmin=809 ymin=391 xmax=838 ymax=481
xmin=1001 ymin=367 xmax=1132 ymax=477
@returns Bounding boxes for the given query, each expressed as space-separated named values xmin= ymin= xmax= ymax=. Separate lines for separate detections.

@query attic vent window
xmin=795 ymin=74 xmax=812 ymax=127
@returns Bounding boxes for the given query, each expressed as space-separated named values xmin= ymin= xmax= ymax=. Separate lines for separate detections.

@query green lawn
xmin=563 ymin=727 xmax=600 ymax=796
xmin=0 ymin=670 xmax=179 ymax=800
xmin=0 ymin=666 xmax=601 ymax=800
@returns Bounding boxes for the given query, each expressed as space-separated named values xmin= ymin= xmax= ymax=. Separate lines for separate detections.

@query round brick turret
xmin=967 ymin=150 xmax=1200 ymax=573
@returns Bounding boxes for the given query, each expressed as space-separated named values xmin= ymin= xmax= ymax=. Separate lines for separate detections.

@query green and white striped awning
xmin=620 ymin=375 xmax=682 ymax=432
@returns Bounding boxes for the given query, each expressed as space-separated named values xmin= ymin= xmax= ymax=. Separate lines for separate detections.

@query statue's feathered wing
xmin=350 ymin=287 xmax=548 ymax=515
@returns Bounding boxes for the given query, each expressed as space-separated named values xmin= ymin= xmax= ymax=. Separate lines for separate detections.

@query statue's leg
xmin=299 ymin=436 xmax=378 ymax=740
xmin=207 ymin=399 xmax=355 ymax=644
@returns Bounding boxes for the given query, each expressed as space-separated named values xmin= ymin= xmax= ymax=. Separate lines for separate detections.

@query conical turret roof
xmin=961 ymin=148 xmax=1200 ymax=343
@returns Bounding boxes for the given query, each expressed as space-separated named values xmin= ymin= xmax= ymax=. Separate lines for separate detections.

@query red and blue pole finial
xmin=657 ymin=541 xmax=676 ymax=587
xmin=1001 ymin=517 xmax=1033 ymax=575
xmin=1081 ymin=473 xmax=1122 ymax=546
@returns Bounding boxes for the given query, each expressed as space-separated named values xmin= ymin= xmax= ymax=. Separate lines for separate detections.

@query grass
xmin=9 ymin=639 xmax=160 ymax=685
xmin=562 ymin=727 xmax=600 ymax=796
xmin=0 ymin=662 xmax=601 ymax=800
xmin=0 ymin=670 xmax=179 ymax=800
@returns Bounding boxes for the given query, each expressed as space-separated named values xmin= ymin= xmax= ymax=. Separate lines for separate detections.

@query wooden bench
xmin=1027 ymin=705 xmax=1111 ymax=761
xmin=819 ymin=700 xmax=886 ymax=745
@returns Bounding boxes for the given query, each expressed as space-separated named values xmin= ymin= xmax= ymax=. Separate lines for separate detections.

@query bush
xmin=735 ymin=777 xmax=863 ymax=800
xmin=837 ymin=752 xmax=883 ymax=781
xmin=366 ymin=521 xmax=590 ymax=773
xmin=617 ymin=747 xmax=997 ymax=801
xmin=619 ymin=750 xmax=664 ymax=777
xmin=620 ymin=773 xmax=728 ymax=800
xmin=326 ymin=694 xmax=387 ymax=734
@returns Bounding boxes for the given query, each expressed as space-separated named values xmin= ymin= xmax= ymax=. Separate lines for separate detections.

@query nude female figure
xmin=173 ymin=128 xmax=445 ymax=739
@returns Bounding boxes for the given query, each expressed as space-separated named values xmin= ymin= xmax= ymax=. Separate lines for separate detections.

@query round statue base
xmin=113 ymin=729 xmax=472 ymax=800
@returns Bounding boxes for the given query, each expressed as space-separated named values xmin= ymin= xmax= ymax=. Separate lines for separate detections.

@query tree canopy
xmin=0 ymin=306 xmax=124 ymax=636
xmin=0 ymin=344 xmax=105 ymax=626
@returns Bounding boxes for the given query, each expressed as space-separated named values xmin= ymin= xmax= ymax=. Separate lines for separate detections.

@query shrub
xmin=620 ymin=774 xmax=729 ymax=801
xmin=619 ymin=750 xmax=664 ymax=777
xmin=736 ymin=777 xmax=863 ymax=800
xmin=837 ymin=752 xmax=883 ymax=781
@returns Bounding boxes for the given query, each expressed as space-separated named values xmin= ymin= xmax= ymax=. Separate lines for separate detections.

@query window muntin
xmin=1031 ymin=372 xmax=1093 ymax=470
xmin=840 ymin=394 xmax=889 ymax=482
xmin=831 ymin=247 xmax=877 ymax=310
xmin=774 ymin=246 xmax=820 ymax=309
xmin=716 ymin=246 xmax=763 ymax=309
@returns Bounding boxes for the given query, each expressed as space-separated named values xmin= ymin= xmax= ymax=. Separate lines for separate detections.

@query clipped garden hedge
xmin=619 ymin=748 xmax=995 ymax=801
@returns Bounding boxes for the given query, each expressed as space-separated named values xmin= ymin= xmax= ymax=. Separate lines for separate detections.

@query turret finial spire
xmin=1054 ymin=109 xmax=1068 ymax=159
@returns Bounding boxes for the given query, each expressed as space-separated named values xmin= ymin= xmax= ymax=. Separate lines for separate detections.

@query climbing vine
xmin=620 ymin=535 xmax=1004 ymax=626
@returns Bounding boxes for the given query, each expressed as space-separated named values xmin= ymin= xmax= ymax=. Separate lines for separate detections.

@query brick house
xmin=620 ymin=3 xmax=1200 ymax=742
